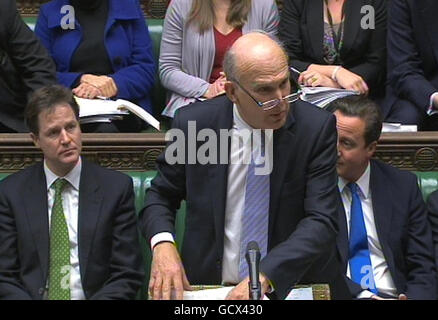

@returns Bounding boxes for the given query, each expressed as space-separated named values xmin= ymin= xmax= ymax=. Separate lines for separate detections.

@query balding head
xmin=223 ymin=32 xmax=292 ymax=130
xmin=224 ymin=32 xmax=289 ymax=82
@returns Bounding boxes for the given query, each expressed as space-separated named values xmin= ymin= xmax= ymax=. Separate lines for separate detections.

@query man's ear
xmin=30 ymin=132 xmax=40 ymax=148
xmin=225 ymin=81 xmax=237 ymax=103
xmin=366 ymin=140 xmax=377 ymax=158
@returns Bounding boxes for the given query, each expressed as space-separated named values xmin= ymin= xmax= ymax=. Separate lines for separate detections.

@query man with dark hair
xmin=0 ymin=85 xmax=144 ymax=299
xmin=0 ymin=0 xmax=56 ymax=132
xmin=141 ymin=32 xmax=349 ymax=300
xmin=330 ymin=96 xmax=437 ymax=299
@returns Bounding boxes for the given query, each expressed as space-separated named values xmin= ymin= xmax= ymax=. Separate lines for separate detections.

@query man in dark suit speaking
xmin=140 ymin=32 xmax=349 ymax=300
xmin=0 ymin=85 xmax=144 ymax=299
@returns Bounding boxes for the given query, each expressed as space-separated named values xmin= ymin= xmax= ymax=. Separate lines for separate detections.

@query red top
xmin=209 ymin=27 xmax=243 ymax=83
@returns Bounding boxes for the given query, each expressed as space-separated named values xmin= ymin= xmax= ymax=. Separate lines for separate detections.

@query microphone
xmin=245 ymin=241 xmax=261 ymax=300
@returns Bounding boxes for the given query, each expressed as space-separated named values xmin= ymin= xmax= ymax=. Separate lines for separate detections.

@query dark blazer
xmin=0 ymin=159 xmax=144 ymax=300
xmin=140 ymin=95 xmax=350 ymax=300
xmin=278 ymin=0 xmax=387 ymax=98
xmin=426 ymin=190 xmax=438 ymax=277
xmin=383 ymin=0 xmax=438 ymax=121
xmin=35 ymin=0 xmax=156 ymax=114
xmin=337 ymin=160 xmax=436 ymax=300
xmin=0 ymin=0 xmax=56 ymax=132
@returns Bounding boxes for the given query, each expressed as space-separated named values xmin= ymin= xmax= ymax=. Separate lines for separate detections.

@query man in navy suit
xmin=0 ymin=85 xmax=144 ymax=299
xmin=331 ymin=96 xmax=436 ymax=299
xmin=384 ymin=0 xmax=438 ymax=129
xmin=140 ymin=32 xmax=349 ymax=300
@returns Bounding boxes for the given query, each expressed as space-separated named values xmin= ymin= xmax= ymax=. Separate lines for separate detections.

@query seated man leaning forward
xmin=331 ymin=96 xmax=436 ymax=300
xmin=140 ymin=32 xmax=350 ymax=300
xmin=0 ymin=85 xmax=144 ymax=300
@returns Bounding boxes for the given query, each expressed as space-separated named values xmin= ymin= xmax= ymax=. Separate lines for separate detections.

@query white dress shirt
xmin=338 ymin=163 xmax=397 ymax=298
xmin=151 ymin=105 xmax=273 ymax=285
xmin=44 ymin=158 xmax=85 ymax=300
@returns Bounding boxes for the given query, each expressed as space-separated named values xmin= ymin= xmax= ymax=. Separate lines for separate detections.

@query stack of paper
xmin=300 ymin=86 xmax=359 ymax=109
xmin=75 ymin=97 xmax=160 ymax=130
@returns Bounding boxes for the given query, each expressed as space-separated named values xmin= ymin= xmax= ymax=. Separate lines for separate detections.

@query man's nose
xmin=60 ymin=129 xmax=71 ymax=144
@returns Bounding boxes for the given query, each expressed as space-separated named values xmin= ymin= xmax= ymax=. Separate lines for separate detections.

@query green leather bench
xmin=0 ymin=169 xmax=437 ymax=299
xmin=22 ymin=16 xmax=168 ymax=120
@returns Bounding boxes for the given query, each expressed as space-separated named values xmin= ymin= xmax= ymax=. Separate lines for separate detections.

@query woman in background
xmin=159 ymin=0 xmax=279 ymax=118
xmin=279 ymin=0 xmax=386 ymax=99
xmin=35 ymin=0 xmax=155 ymax=132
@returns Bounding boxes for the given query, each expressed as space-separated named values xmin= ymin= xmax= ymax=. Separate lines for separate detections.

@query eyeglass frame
xmin=230 ymin=76 xmax=302 ymax=111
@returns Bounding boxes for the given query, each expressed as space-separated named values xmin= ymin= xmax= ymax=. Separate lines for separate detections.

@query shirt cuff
xmin=357 ymin=290 xmax=375 ymax=299
xmin=427 ymin=92 xmax=438 ymax=116
xmin=150 ymin=232 xmax=175 ymax=251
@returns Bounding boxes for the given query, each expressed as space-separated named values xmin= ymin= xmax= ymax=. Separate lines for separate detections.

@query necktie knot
xmin=347 ymin=182 xmax=359 ymax=195
xmin=53 ymin=178 xmax=68 ymax=195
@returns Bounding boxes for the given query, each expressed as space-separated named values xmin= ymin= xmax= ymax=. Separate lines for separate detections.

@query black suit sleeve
xmin=0 ymin=182 xmax=33 ymax=299
xmin=2 ymin=0 xmax=56 ymax=97
xmin=404 ymin=174 xmax=436 ymax=300
xmin=387 ymin=0 xmax=437 ymax=111
xmin=348 ymin=0 xmax=387 ymax=90
xmin=139 ymin=114 xmax=186 ymax=242
xmin=260 ymin=114 xmax=340 ymax=299
xmin=427 ymin=190 xmax=438 ymax=276
xmin=278 ymin=0 xmax=312 ymax=72
xmin=89 ymin=177 xmax=144 ymax=300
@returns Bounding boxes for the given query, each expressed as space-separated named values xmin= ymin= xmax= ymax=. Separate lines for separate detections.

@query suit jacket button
xmin=38 ymin=287 xmax=45 ymax=295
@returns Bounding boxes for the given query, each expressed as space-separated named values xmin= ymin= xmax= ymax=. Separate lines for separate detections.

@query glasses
xmin=232 ymin=78 xmax=302 ymax=111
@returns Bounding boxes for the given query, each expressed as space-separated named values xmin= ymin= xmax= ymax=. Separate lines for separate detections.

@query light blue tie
xmin=238 ymin=134 xmax=270 ymax=280
xmin=348 ymin=182 xmax=378 ymax=294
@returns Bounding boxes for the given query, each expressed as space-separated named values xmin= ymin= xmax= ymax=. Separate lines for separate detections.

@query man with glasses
xmin=140 ymin=32 xmax=349 ymax=300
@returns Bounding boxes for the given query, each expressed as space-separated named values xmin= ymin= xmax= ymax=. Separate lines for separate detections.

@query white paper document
xmin=285 ymin=287 xmax=314 ymax=300
xmin=300 ymin=86 xmax=359 ymax=109
xmin=75 ymin=97 xmax=160 ymax=130
xmin=382 ymin=122 xmax=417 ymax=132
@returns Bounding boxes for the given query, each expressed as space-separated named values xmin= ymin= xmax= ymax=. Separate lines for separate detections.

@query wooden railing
xmin=1 ymin=132 xmax=438 ymax=173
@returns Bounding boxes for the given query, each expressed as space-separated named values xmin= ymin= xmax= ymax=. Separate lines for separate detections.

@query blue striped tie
xmin=348 ymin=182 xmax=378 ymax=294
xmin=238 ymin=135 xmax=270 ymax=280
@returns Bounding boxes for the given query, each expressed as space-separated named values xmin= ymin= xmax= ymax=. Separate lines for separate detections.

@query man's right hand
xmin=149 ymin=242 xmax=192 ymax=300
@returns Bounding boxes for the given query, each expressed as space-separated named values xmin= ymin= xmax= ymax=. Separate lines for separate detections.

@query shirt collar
xmin=233 ymin=103 xmax=253 ymax=131
xmin=44 ymin=157 xmax=82 ymax=191
xmin=338 ymin=162 xmax=371 ymax=199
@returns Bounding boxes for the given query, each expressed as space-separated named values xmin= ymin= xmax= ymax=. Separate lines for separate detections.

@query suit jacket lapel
xmin=307 ymin=0 xmax=324 ymax=61
xmin=208 ymin=100 xmax=233 ymax=257
xmin=341 ymin=0 xmax=362 ymax=59
xmin=24 ymin=163 xmax=50 ymax=281
xmin=268 ymin=111 xmax=296 ymax=243
xmin=77 ymin=160 xmax=103 ymax=281
xmin=370 ymin=161 xmax=394 ymax=269
xmin=420 ymin=0 xmax=438 ymax=65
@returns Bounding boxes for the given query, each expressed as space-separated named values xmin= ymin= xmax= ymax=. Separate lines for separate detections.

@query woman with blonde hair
xmin=159 ymin=0 xmax=279 ymax=118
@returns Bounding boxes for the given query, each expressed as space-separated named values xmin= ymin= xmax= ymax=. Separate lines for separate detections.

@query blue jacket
xmin=35 ymin=0 xmax=155 ymax=113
